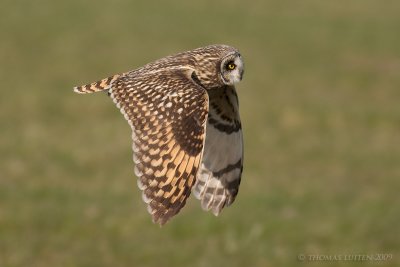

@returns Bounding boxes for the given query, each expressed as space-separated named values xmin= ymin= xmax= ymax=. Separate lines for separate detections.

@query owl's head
xmin=219 ymin=52 xmax=244 ymax=86
xmin=187 ymin=45 xmax=244 ymax=88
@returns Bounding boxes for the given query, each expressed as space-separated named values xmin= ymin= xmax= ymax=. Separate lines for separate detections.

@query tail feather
xmin=73 ymin=74 xmax=122 ymax=94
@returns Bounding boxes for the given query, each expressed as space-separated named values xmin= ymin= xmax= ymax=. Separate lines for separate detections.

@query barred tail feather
xmin=73 ymin=74 xmax=122 ymax=94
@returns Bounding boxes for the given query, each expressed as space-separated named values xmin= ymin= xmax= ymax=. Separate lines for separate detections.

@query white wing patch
xmin=192 ymin=86 xmax=243 ymax=216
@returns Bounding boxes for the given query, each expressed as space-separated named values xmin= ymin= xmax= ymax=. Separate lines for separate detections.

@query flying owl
xmin=73 ymin=44 xmax=244 ymax=225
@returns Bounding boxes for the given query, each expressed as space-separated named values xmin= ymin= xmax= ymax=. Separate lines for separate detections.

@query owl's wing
xmin=109 ymin=69 xmax=209 ymax=225
xmin=192 ymin=86 xmax=243 ymax=216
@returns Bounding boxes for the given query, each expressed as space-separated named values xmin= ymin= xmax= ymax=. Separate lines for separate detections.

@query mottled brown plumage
xmin=74 ymin=44 xmax=244 ymax=225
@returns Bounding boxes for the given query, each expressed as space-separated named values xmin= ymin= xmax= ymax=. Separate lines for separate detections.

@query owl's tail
xmin=73 ymin=74 xmax=122 ymax=94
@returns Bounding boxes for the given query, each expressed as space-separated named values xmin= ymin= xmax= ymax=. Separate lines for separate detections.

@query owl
xmin=73 ymin=44 xmax=244 ymax=225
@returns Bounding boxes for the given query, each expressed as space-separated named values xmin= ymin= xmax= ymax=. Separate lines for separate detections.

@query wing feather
xmin=193 ymin=86 xmax=243 ymax=216
xmin=109 ymin=69 xmax=209 ymax=225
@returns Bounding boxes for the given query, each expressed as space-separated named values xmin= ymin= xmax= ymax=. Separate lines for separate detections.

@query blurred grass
xmin=1 ymin=0 xmax=399 ymax=266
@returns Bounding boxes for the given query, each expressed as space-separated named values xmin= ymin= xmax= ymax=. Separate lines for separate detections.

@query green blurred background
xmin=1 ymin=0 xmax=399 ymax=266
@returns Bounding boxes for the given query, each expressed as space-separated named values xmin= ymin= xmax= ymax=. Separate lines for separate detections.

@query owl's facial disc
xmin=220 ymin=53 xmax=244 ymax=85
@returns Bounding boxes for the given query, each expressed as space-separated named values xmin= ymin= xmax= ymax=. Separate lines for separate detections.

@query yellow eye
xmin=227 ymin=63 xmax=236 ymax=70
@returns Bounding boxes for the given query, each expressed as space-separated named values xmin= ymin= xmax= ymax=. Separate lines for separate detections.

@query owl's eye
xmin=226 ymin=62 xmax=236 ymax=70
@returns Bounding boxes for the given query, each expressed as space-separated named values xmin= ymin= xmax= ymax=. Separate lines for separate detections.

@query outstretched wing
xmin=109 ymin=69 xmax=209 ymax=225
xmin=192 ymin=86 xmax=243 ymax=216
